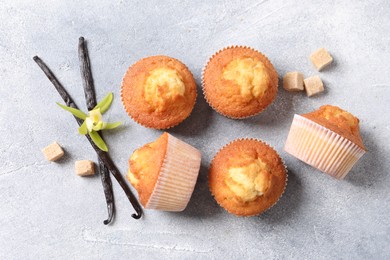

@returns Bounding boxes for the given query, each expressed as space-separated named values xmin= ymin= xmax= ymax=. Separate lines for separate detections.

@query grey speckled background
xmin=1 ymin=0 xmax=389 ymax=259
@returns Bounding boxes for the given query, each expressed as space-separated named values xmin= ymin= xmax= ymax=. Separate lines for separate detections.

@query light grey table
xmin=1 ymin=1 xmax=389 ymax=259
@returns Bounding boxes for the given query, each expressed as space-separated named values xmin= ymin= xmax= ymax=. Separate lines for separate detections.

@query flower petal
xmin=92 ymin=121 xmax=104 ymax=131
xmin=89 ymin=131 xmax=108 ymax=152
xmin=78 ymin=121 xmax=88 ymax=135
xmin=93 ymin=92 xmax=113 ymax=114
xmin=57 ymin=103 xmax=87 ymax=120
xmin=103 ymin=122 xmax=122 ymax=130
xmin=89 ymin=108 xmax=102 ymax=123
xmin=85 ymin=118 xmax=94 ymax=132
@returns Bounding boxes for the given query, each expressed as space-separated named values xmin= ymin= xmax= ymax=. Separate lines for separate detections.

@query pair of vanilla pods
xmin=33 ymin=37 xmax=142 ymax=224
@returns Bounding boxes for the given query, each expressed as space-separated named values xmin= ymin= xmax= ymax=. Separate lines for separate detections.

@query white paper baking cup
xmin=145 ymin=134 xmax=202 ymax=211
xmin=284 ymin=115 xmax=366 ymax=179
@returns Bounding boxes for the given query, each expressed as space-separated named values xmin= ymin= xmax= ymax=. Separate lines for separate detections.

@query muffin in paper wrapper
xmin=201 ymin=45 xmax=278 ymax=119
xmin=120 ymin=56 xmax=197 ymax=129
xmin=284 ymin=115 xmax=366 ymax=179
xmin=209 ymin=138 xmax=287 ymax=216
xmin=145 ymin=134 xmax=201 ymax=211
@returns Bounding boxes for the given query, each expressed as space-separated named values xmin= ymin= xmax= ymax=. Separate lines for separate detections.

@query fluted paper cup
xmin=284 ymin=115 xmax=366 ymax=179
xmin=145 ymin=134 xmax=201 ymax=211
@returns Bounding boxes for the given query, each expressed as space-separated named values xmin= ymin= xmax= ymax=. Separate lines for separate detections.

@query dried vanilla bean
xmin=78 ymin=36 xmax=115 ymax=225
xmin=33 ymin=56 xmax=142 ymax=219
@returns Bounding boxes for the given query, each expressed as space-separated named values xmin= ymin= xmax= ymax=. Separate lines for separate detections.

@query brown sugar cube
xmin=304 ymin=76 xmax=324 ymax=97
xmin=42 ymin=142 xmax=64 ymax=162
xmin=310 ymin=48 xmax=333 ymax=71
xmin=283 ymin=71 xmax=304 ymax=91
xmin=75 ymin=160 xmax=95 ymax=176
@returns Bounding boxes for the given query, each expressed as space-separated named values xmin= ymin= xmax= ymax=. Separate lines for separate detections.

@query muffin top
xmin=202 ymin=46 xmax=278 ymax=118
xmin=121 ymin=56 xmax=197 ymax=129
xmin=302 ymin=105 xmax=366 ymax=150
xmin=209 ymin=139 xmax=287 ymax=216
xmin=127 ymin=133 xmax=168 ymax=206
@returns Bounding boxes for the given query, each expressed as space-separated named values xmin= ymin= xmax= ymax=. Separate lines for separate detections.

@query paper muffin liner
xmin=284 ymin=115 xmax=366 ymax=179
xmin=120 ymin=56 xmax=197 ymax=130
xmin=201 ymin=45 xmax=278 ymax=119
xmin=209 ymin=138 xmax=288 ymax=217
xmin=145 ymin=134 xmax=202 ymax=211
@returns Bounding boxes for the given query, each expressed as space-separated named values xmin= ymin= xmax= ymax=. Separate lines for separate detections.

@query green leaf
xmin=78 ymin=121 xmax=88 ymax=135
xmin=89 ymin=131 xmax=108 ymax=152
xmin=56 ymin=103 xmax=87 ymax=120
xmin=103 ymin=122 xmax=122 ymax=130
xmin=93 ymin=92 xmax=113 ymax=114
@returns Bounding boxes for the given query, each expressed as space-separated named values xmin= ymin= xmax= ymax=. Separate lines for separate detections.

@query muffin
xmin=128 ymin=132 xmax=201 ymax=211
xmin=121 ymin=55 xmax=197 ymax=129
xmin=202 ymin=46 xmax=279 ymax=118
xmin=284 ymin=105 xmax=366 ymax=179
xmin=209 ymin=139 xmax=287 ymax=216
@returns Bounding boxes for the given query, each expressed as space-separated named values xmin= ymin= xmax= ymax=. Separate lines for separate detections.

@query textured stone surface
xmin=1 ymin=1 xmax=389 ymax=259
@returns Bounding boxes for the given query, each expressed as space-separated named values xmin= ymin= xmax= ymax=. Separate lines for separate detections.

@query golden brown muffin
xmin=284 ymin=105 xmax=366 ymax=179
xmin=209 ymin=139 xmax=287 ymax=216
xmin=128 ymin=132 xmax=201 ymax=211
xmin=121 ymin=56 xmax=197 ymax=129
xmin=302 ymin=105 xmax=366 ymax=150
xmin=128 ymin=133 xmax=168 ymax=206
xmin=202 ymin=46 xmax=279 ymax=118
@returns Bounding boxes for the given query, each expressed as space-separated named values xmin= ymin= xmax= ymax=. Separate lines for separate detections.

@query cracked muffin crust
xmin=209 ymin=139 xmax=287 ymax=216
xmin=121 ymin=55 xmax=197 ymax=129
xmin=202 ymin=46 xmax=278 ymax=118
